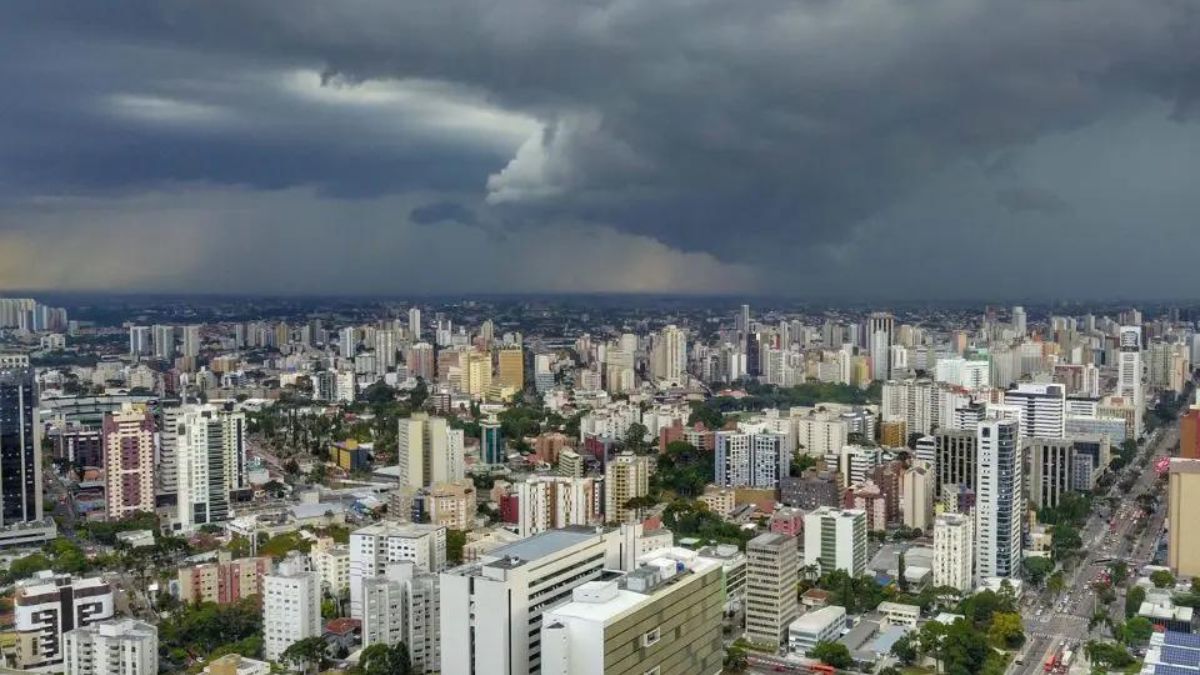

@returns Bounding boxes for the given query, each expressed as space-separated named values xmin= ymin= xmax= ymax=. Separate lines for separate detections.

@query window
xmin=642 ymin=628 xmax=660 ymax=648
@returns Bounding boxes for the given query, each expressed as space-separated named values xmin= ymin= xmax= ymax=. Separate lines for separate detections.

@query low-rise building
xmin=63 ymin=618 xmax=158 ymax=675
xmin=787 ymin=605 xmax=846 ymax=655
xmin=178 ymin=552 xmax=271 ymax=604
xmin=877 ymin=601 xmax=921 ymax=629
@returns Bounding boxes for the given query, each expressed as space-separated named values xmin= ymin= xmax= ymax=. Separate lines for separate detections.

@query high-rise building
xmin=181 ymin=325 xmax=201 ymax=358
xmin=975 ymin=419 xmax=1022 ymax=581
xmin=151 ymin=324 xmax=175 ymax=360
xmin=1028 ymin=437 xmax=1074 ymax=510
xmin=101 ymin=404 xmax=156 ymax=520
xmin=406 ymin=342 xmax=435 ymax=381
xmin=1181 ymin=406 xmax=1200 ymax=460
xmin=361 ymin=562 xmax=440 ymax=674
xmin=128 ymin=325 xmax=151 ymax=357
xmin=934 ymin=429 xmax=976 ymax=500
xmin=461 ymin=351 xmax=492 ymax=397
xmin=63 ymin=618 xmax=158 ymax=675
xmin=262 ymin=552 xmax=321 ymax=662
xmin=1003 ymin=383 xmax=1066 ymax=439
xmin=426 ymin=481 xmax=476 ymax=531
xmin=650 ymin=324 xmax=688 ymax=382
xmin=540 ymin=551 xmax=725 ymax=675
xmin=516 ymin=476 xmax=600 ymax=537
xmin=14 ymin=572 xmax=114 ymax=669
xmin=933 ymin=513 xmax=974 ymax=593
xmin=1169 ymin=459 xmax=1200 ymax=577
xmin=714 ymin=431 xmax=788 ymax=489
xmin=745 ymin=532 xmax=800 ymax=648
xmin=397 ymin=413 xmax=462 ymax=490
xmin=339 ymin=326 xmax=357 ymax=359
xmin=409 ymin=307 xmax=422 ymax=340
xmin=802 ymin=507 xmax=868 ymax=576
xmin=0 ymin=367 xmax=43 ymax=531
xmin=349 ymin=522 xmax=446 ymax=618
xmin=172 ymin=404 xmax=248 ymax=532
xmin=374 ymin=329 xmax=398 ymax=372
xmin=868 ymin=312 xmax=895 ymax=381
xmin=496 ymin=347 xmax=524 ymax=391
xmin=1012 ymin=306 xmax=1027 ymax=336
xmin=309 ymin=537 xmax=351 ymax=596
xmin=440 ymin=526 xmax=625 ymax=674
xmin=604 ymin=452 xmax=649 ymax=524
xmin=901 ymin=462 xmax=935 ymax=532
xmin=480 ymin=418 xmax=503 ymax=464
xmin=1117 ymin=326 xmax=1144 ymax=437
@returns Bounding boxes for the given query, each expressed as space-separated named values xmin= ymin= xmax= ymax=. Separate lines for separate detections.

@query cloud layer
xmin=2 ymin=1 xmax=1199 ymax=296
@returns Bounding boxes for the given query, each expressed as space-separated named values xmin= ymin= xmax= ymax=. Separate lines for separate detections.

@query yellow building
xmin=428 ymin=481 xmax=477 ymax=531
xmin=463 ymin=351 xmax=492 ymax=397
xmin=880 ymin=418 xmax=908 ymax=448
xmin=1169 ymin=458 xmax=1200 ymax=577
xmin=497 ymin=347 xmax=524 ymax=391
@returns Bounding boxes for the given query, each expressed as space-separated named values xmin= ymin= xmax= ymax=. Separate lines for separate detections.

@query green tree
xmin=891 ymin=634 xmax=918 ymax=665
xmin=622 ymin=422 xmax=651 ymax=454
xmin=356 ymin=642 xmax=412 ymax=675
xmin=1022 ymin=556 xmax=1054 ymax=586
xmin=447 ymin=529 xmax=467 ymax=565
xmin=1121 ymin=616 xmax=1154 ymax=644
xmin=723 ymin=643 xmax=749 ymax=673
xmin=1125 ymin=585 xmax=1147 ymax=618
xmin=988 ymin=612 xmax=1025 ymax=649
xmin=1109 ymin=561 xmax=1129 ymax=587
xmin=808 ymin=641 xmax=853 ymax=669
xmin=281 ymin=636 xmax=328 ymax=674
xmin=1151 ymin=570 xmax=1176 ymax=588
xmin=1048 ymin=571 xmax=1066 ymax=594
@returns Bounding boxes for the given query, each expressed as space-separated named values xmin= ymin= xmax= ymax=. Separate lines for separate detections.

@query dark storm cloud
xmin=410 ymin=202 xmax=478 ymax=227
xmin=2 ymin=1 xmax=1200 ymax=295
xmin=995 ymin=187 xmax=1071 ymax=216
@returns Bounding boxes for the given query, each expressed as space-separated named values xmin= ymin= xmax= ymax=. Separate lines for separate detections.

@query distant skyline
xmin=2 ymin=2 xmax=1199 ymax=298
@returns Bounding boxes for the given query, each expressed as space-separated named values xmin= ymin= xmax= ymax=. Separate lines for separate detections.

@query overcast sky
xmin=2 ymin=1 xmax=1198 ymax=298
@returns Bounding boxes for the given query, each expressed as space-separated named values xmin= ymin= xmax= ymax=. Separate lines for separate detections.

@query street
xmin=1012 ymin=424 xmax=1176 ymax=675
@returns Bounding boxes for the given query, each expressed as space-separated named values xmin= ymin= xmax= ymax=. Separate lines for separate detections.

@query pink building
xmin=769 ymin=507 xmax=805 ymax=538
xmin=101 ymin=404 xmax=156 ymax=520
xmin=844 ymin=480 xmax=888 ymax=532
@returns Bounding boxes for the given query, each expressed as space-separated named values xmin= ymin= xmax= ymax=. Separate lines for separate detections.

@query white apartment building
xmin=803 ymin=507 xmax=868 ymax=576
xmin=63 ymin=618 xmax=157 ymax=675
xmin=901 ymin=462 xmax=935 ymax=532
xmin=1003 ymin=382 xmax=1066 ymax=439
xmin=440 ymin=526 xmax=626 ymax=675
xmin=933 ymin=512 xmax=974 ymax=593
xmin=263 ymin=552 xmax=321 ymax=662
xmin=1117 ymin=326 xmax=1144 ymax=437
xmin=310 ymin=537 xmax=351 ymax=595
xmin=361 ymin=563 xmax=440 ymax=674
xmin=172 ymin=403 xmax=247 ymax=532
xmin=349 ymin=522 xmax=446 ymax=618
xmin=516 ymin=476 xmax=599 ymax=537
xmin=715 ymin=431 xmax=788 ymax=489
xmin=793 ymin=412 xmax=847 ymax=460
xmin=975 ymin=419 xmax=1023 ymax=581
xmin=14 ymin=573 xmax=115 ymax=669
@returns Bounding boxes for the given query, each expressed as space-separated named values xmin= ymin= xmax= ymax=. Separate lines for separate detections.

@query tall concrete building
xmin=361 ymin=562 xmax=440 ymax=674
xmin=1117 ymin=325 xmax=1144 ymax=437
xmin=901 ymin=462 xmax=935 ymax=532
xmin=1180 ymin=406 xmax=1200 ymax=460
xmin=714 ymin=431 xmax=788 ymax=489
xmin=181 ymin=324 xmax=201 ymax=358
xmin=128 ymin=325 xmax=151 ymax=357
xmin=374 ymin=329 xmax=398 ymax=372
xmin=0 ymin=367 xmax=44 ymax=532
xmin=540 ymin=550 xmax=724 ymax=675
xmin=63 ymin=618 xmax=158 ymax=675
xmin=745 ymin=532 xmax=800 ymax=648
xmin=650 ymin=324 xmax=688 ymax=382
xmin=406 ymin=342 xmax=435 ymax=381
xmin=1168 ymin=459 xmax=1200 ymax=577
xmin=349 ymin=522 xmax=446 ymax=618
xmin=496 ymin=346 xmax=524 ymax=391
xmin=409 ymin=307 xmax=422 ymax=340
xmin=934 ymin=429 xmax=977 ymax=500
xmin=516 ymin=476 xmax=599 ymax=537
xmin=14 ymin=572 xmax=114 ymax=669
xmin=1012 ymin=306 xmax=1027 ymax=336
xmin=933 ymin=513 xmax=974 ymax=593
xmin=173 ymin=404 xmax=248 ymax=532
xmin=262 ymin=552 xmax=321 ymax=662
xmin=339 ymin=326 xmax=357 ymax=359
xmin=440 ymin=527 xmax=625 ymax=674
xmin=802 ymin=507 xmax=868 ymax=576
xmin=462 ymin=351 xmax=493 ymax=397
xmin=152 ymin=324 xmax=175 ymax=360
xmin=101 ymin=404 xmax=156 ymax=520
xmin=1028 ymin=437 xmax=1074 ymax=510
xmin=604 ymin=452 xmax=650 ymax=524
xmin=1003 ymin=382 xmax=1066 ymax=439
xmin=868 ymin=312 xmax=895 ymax=381
xmin=975 ymin=419 xmax=1022 ymax=581
xmin=397 ymin=413 xmax=462 ymax=490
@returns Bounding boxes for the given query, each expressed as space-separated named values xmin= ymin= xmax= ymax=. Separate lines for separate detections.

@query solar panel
xmin=1150 ymin=664 xmax=1200 ymax=675
xmin=1163 ymin=647 xmax=1200 ymax=667
xmin=1165 ymin=632 xmax=1200 ymax=650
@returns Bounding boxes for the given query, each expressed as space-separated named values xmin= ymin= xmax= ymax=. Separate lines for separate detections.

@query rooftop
xmin=789 ymin=606 xmax=846 ymax=632
xmin=487 ymin=526 xmax=604 ymax=565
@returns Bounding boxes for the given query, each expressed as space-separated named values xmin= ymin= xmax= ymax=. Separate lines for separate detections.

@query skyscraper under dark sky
xmin=0 ymin=367 xmax=41 ymax=527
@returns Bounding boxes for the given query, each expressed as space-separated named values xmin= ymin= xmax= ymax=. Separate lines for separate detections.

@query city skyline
xmin=2 ymin=3 xmax=1200 ymax=297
